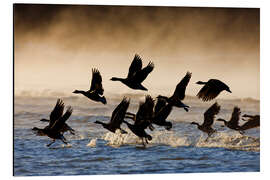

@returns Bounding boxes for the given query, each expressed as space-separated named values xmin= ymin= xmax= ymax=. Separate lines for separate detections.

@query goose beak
xmin=227 ymin=89 xmax=232 ymax=93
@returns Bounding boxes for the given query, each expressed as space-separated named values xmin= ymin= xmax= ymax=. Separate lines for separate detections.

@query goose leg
xmin=67 ymin=126 xmax=75 ymax=135
xmin=47 ymin=139 xmax=56 ymax=147
xmin=69 ymin=129 xmax=75 ymax=135
xmin=205 ymin=133 xmax=212 ymax=142
xmin=239 ymin=130 xmax=245 ymax=135
xmin=209 ymin=130 xmax=217 ymax=137
xmin=145 ymin=138 xmax=149 ymax=144
xmin=120 ymin=128 xmax=127 ymax=134
xmin=141 ymin=138 xmax=146 ymax=147
xmin=184 ymin=107 xmax=189 ymax=112
xmin=148 ymin=124 xmax=155 ymax=131
xmin=60 ymin=135 xmax=68 ymax=144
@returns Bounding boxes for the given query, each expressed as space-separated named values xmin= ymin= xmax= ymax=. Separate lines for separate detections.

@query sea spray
xmin=101 ymin=128 xmax=259 ymax=151
xmin=87 ymin=138 xmax=97 ymax=147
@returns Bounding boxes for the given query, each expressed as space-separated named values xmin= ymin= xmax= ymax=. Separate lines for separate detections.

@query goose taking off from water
xmin=152 ymin=97 xmax=173 ymax=130
xmin=73 ymin=68 xmax=107 ymax=104
xmin=191 ymin=102 xmax=220 ymax=138
xmin=40 ymin=99 xmax=75 ymax=135
xmin=32 ymin=99 xmax=73 ymax=147
xmin=239 ymin=114 xmax=260 ymax=132
xmin=196 ymin=79 xmax=231 ymax=101
xmin=123 ymin=119 xmax=152 ymax=147
xmin=157 ymin=71 xmax=191 ymax=112
xmin=94 ymin=97 xmax=130 ymax=134
xmin=125 ymin=95 xmax=155 ymax=131
xmin=216 ymin=106 xmax=241 ymax=131
xmin=110 ymin=54 xmax=154 ymax=91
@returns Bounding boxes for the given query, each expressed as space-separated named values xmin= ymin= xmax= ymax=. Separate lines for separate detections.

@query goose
xmin=122 ymin=120 xmax=152 ymax=147
xmin=152 ymin=97 xmax=173 ymax=130
xmin=191 ymin=102 xmax=220 ymax=139
xmin=39 ymin=99 xmax=75 ymax=135
xmin=196 ymin=79 xmax=231 ymax=101
xmin=239 ymin=114 xmax=260 ymax=132
xmin=73 ymin=68 xmax=107 ymax=104
xmin=94 ymin=97 xmax=129 ymax=134
xmin=157 ymin=71 xmax=191 ymax=112
xmin=32 ymin=99 xmax=73 ymax=147
xmin=125 ymin=95 xmax=155 ymax=131
xmin=110 ymin=54 xmax=154 ymax=91
xmin=216 ymin=106 xmax=242 ymax=131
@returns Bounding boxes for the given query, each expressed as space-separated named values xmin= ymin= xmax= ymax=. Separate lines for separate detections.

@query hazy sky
xmin=14 ymin=4 xmax=260 ymax=99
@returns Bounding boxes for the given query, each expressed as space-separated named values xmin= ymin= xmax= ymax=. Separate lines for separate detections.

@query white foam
xmin=61 ymin=143 xmax=72 ymax=148
xmin=195 ymin=132 xmax=260 ymax=151
xmin=87 ymin=138 xmax=97 ymax=147
xmin=101 ymin=128 xmax=260 ymax=151
xmin=103 ymin=129 xmax=139 ymax=146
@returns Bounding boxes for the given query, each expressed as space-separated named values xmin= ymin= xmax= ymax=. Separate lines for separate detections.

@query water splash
xmin=61 ymin=143 xmax=72 ymax=148
xmin=87 ymin=138 xmax=97 ymax=147
xmin=101 ymin=128 xmax=259 ymax=151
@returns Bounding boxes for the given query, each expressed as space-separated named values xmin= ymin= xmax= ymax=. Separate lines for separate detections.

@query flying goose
xmin=239 ymin=114 xmax=260 ymax=132
xmin=110 ymin=54 xmax=154 ymax=91
xmin=191 ymin=102 xmax=220 ymax=139
xmin=152 ymin=97 xmax=173 ymax=130
xmin=216 ymin=106 xmax=241 ymax=131
xmin=94 ymin=97 xmax=130 ymax=133
xmin=196 ymin=79 xmax=231 ymax=101
xmin=73 ymin=68 xmax=107 ymax=104
xmin=125 ymin=95 xmax=155 ymax=131
xmin=32 ymin=99 xmax=73 ymax=147
xmin=157 ymin=71 xmax=191 ymax=112
xmin=39 ymin=99 xmax=75 ymax=135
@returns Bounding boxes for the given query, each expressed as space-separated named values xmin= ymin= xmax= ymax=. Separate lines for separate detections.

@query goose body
xmin=196 ymin=79 xmax=231 ymax=101
xmin=40 ymin=118 xmax=75 ymax=135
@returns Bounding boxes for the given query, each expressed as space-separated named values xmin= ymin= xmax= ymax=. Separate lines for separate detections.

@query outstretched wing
xmin=110 ymin=97 xmax=126 ymax=123
xmin=110 ymin=97 xmax=130 ymax=129
xmin=228 ymin=106 xmax=241 ymax=127
xmin=203 ymin=102 xmax=220 ymax=127
xmin=127 ymin=54 xmax=142 ymax=78
xmin=90 ymin=68 xmax=104 ymax=95
xmin=51 ymin=106 xmax=73 ymax=132
xmin=132 ymin=61 xmax=154 ymax=84
xmin=154 ymin=103 xmax=173 ymax=123
xmin=135 ymin=95 xmax=154 ymax=127
xmin=49 ymin=99 xmax=65 ymax=127
xmin=172 ymin=71 xmax=192 ymax=100
xmin=240 ymin=115 xmax=260 ymax=130
xmin=154 ymin=97 xmax=167 ymax=116
xmin=197 ymin=79 xmax=224 ymax=101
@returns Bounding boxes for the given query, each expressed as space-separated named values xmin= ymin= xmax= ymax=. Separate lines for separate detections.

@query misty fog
xmin=14 ymin=5 xmax=260 ymax=99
